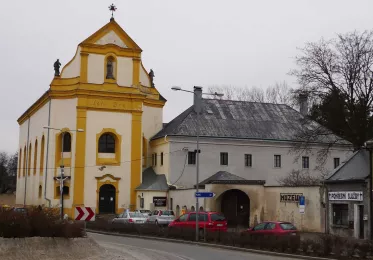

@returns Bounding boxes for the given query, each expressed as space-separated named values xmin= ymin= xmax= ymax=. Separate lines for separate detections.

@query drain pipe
xmin=44 ymin=98 xmax=52 ymax=207
xmin=23 ymin=117 xmax=31 ymax=206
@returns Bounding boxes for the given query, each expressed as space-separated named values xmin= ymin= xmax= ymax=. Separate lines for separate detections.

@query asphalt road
xmin=89 ymin=232 xmax=300 ymax=260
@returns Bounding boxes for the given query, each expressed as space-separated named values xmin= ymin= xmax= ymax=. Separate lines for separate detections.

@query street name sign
xmin=195 ymin=192 xmax=215 ymax=198
xmin=75 ymin=207 xmax=95 ymax=221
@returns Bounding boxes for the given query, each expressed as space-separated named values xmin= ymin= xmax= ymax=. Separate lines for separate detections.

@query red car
xmin=168 ymin=211 xmax=227 ymax=232
xmin=244 ymin=221 xmax=298 ymax=236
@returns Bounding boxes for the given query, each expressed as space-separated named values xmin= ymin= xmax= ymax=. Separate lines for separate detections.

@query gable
xmin=80 ymin=19 xmax=141 ymax=51
xmin=95 ymin=30 xmax=127 ymax=48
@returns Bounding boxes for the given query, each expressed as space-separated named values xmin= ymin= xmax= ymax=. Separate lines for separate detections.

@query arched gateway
xmin=221 ymin=189 xmax=250 ymax=228
xmin=99 ymin=184 xmax=116 ymax=214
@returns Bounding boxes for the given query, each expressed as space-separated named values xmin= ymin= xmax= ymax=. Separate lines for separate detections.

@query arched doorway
xmin=99 ymin=184 xmax=116 ymax=214
xmin=221 ymin=189 xmax=250 ymax=228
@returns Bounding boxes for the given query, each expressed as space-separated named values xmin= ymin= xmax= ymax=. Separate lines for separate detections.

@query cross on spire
xmin=108 ymin=4 xmax=117 ymax=21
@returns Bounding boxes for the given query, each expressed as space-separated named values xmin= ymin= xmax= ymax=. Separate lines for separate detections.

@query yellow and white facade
xmin=16 ymin=19 xmax=165 ymax=217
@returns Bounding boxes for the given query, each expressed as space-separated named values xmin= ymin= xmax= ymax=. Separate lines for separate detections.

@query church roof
xmin=136 ymin=167 xmax=169 ymax=191
xmin=152 ymin=99 xmax=349 ymax=144
xmin=325 ymin=149 xmax=370 ymax=183
xmin=198 ymin=171 xmax=265 ymax=186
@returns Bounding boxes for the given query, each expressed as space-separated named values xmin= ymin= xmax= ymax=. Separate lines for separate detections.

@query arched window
xmin=62 ymin=132 xmax=71 ymax=152
xmin=38 ymin=185 xmax=42 ymax=198
xmin=63 ymin=186 xmax=69 ymax=196
xmin=33 ymin=140 xmax=38 ymax=175
xmin=99 ymin=133 xmax=115 ymax=153
xmin=106 ymin=57 xmax=115 ymax=79
xmin=40 ymin=136 xmax=45 ymax=175
xmin=18 ymin=149 xmax=22 ymax=178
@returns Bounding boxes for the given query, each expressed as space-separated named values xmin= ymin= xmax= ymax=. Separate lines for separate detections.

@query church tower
xmin=16 ymin=13 xmax=166 ymax=217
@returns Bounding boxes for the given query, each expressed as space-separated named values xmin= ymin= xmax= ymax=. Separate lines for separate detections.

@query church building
xmin=16 ymin=16 xmax=166 ymax=217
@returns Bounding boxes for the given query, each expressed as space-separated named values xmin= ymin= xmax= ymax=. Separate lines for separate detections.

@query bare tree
xmin=277 ymin=170 xmax=321 ymax=186
xmin=0 ymin=152 xmax=17 ymax=193
xmin=207 ymin=82 xmax=295 ymax=106
xmin=290 ymin=30 xmax=373 ymax=165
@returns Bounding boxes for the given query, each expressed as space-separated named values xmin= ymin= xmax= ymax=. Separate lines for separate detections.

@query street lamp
xmin=43 ymin=126 xmax=84 ymax=220
xmin=171 ymin=86 xmax=223 ymax=241
xmin=365 ymin=139 xmax=373 ymax=240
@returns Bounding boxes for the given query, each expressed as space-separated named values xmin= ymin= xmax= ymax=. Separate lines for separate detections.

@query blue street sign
xmin=299 ymin=196 xmax=305 ymax=206
xmin=195 ymin=192 xmax=215 ymax=198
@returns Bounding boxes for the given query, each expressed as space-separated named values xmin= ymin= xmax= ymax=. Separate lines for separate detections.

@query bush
xmin=0 ymin=207 xmax=84 ymax=238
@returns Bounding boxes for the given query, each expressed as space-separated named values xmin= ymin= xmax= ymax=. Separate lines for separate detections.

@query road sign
xmin=299 ymin=196 xmax=305 ymax=214
xmin=75 ymin=207 xmax=95 ymax=221
xmin=195 ymin=192 xmax=215 ymax=198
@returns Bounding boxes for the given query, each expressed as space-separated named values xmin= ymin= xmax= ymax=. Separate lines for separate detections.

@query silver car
xmin=134 ymin=209 xmax=152 ymax=217
xmin=111 ymin=212 xmax=147 ymax=224
xmin=147 ymin=210 xmax=175 ymax=226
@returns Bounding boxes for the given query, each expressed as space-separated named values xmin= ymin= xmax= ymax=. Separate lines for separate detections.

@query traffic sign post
xmin=299 ymin=196 xmax=305 ymax=214
xmin=75 ymin=207 xmax=95 ymax=221
xmin=195 ymin=192 xmax=216 ymax=198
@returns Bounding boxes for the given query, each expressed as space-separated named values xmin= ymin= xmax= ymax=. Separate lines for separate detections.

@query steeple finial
xmin=108 ymin=3 xmax=117 ymax=21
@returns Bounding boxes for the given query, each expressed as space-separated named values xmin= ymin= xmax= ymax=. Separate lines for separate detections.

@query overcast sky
xmin=1 ymin=0 xmax=373 ymax=154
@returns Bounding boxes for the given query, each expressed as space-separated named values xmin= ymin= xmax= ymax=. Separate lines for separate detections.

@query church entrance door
xmin=99 ymin=184 xmax=116 ymax=214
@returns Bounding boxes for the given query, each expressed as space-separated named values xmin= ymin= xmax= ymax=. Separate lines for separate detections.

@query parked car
xmin=168 ymin=211 xmax=228 ymax=234
xmin=243 ymin=221 xmax=298 ymax=236
xmin=147 ymin=210 xmax=175 ymax=226
xmin=111 ymin=212 xmax=147 ymax=224
xmin=134 ymin=209 xmax=151 ymax=217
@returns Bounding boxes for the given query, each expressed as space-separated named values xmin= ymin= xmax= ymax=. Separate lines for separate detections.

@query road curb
xmin=87 ymin=229 xmax=335 ymax=260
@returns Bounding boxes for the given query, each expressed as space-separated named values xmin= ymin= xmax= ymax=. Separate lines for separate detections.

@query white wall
xmin=151 ymin=142 xmax=170 ymax=179
xmin=87 ymin=54 xmax=105 ymax=84
xmin=136 ymin=191 xmax=168 ymax=211
xmin=84 ymin=110 xmax=132 ymax=210
xmin=140 ymin=65 xmax=151 ymax=87
xmin=61 ymin=47 xmax=81 ymax=78
xmin=167 ymin=137 xmax=352 ymax=187
xmin=95 ymin=31 xmax=127 ymax=48
xmin=117 ymin=57 xmax=133 ymax=87
xmin=142 ymin=105 xmax=163 ymax=140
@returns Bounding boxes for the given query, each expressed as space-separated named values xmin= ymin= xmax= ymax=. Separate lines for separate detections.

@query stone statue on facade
xmin=54 ymin=59 xmax=61 ymax=77
xmin=149 ymin=69 xmax=155 ymax=87
xmin=106 ymin=59 xmax=114 ymax=79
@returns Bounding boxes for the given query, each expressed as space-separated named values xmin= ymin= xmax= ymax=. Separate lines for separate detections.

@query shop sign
xmin=280 ymin=193 xmax=303 ymax=202
xmin=153 ymin=196 xmax=167 ymax=207
xmin=328 ymin=191 xmax=363 ymax=201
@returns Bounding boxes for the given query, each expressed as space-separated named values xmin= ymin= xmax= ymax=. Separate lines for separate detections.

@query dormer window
xmin=106 ymin=57 xmax=115 ymax=79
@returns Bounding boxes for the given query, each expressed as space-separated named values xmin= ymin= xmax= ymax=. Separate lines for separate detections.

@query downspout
xmin=23 ymin=117 xmax=31 ymax=206
xmin=44 ymin=99 xmax=52 ymax=207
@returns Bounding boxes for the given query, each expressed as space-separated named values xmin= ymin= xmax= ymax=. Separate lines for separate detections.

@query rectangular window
xmin=154 ymin=153 xmax=157 ymax=166
xmin=332 ymin=204 xmax=348 ymax=226
xmin=245 ymin=154 xmax=252 ymax=167
xmin=140 ymin=198 xmax=144 ymax=209
xmin=274 ymin=155 xmax=281 ymax=168
xmin=220 ymin=152 xmax=228 ymax=166
xmin=334 ymin=158 xmax=340 ymax=169
xmin=161 ymin=152 xmax=164 ymax=166
xmin=302 ymin=156 xmax=309 ymax=169
xmin=188 ymin=151 xmax=196 ymax=165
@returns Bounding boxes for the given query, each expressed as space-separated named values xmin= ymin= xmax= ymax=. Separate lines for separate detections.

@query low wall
xmin=0 ymin=194 xmax=16 ymax=206
xmin=0 ymin=237 xmax=104 ymax=260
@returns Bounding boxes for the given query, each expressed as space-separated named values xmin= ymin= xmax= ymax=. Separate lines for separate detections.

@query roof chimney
xmin=299 ymin=93 xmax=308 ymax=116
xmin=194 ymin=86 xmax=203 ymax=114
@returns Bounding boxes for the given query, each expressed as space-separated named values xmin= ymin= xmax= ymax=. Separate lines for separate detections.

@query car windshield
xmin=129 ymin=213 xmax=144 ymax=218
xmin=211 ymin=213 xmax=225 ymax=221
xmin=140 ymin=210 xmax=150 ymax=213
xmin=161 ymin=210 xmax=174 ymax=216
xmin=280 ymin=223 xmax=297 ymax=230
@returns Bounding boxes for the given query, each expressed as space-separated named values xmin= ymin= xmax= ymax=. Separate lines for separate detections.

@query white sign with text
xmin=328 ymin=191 xmax=363 ymax=201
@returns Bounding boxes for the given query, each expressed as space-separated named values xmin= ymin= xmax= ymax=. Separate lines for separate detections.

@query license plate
xmin=136 ymin=220 xmax=143 ymax=223
xmin=217 ymin=224 xmax=223 ymax=227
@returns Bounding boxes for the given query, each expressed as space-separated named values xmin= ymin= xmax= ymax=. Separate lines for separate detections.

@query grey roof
xmin=136 ymin=167 xmax=169 ymax=191
xmin=198 ymin=171 xmax=265 ymax=186
xmin=325 ymin=149 xmax=370 ymax=183
xmin=151 ymin=99 xmax=346 ymax=143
